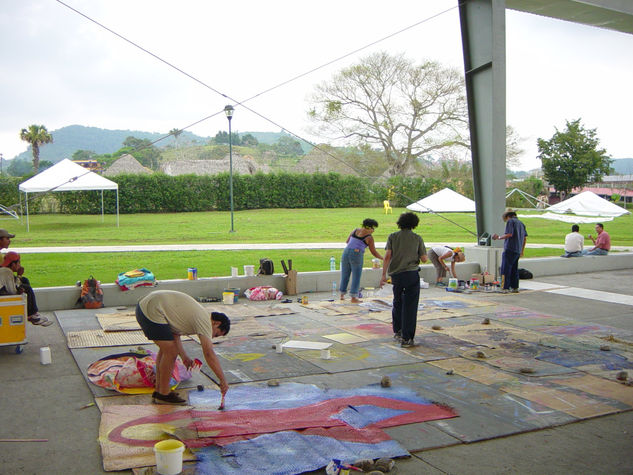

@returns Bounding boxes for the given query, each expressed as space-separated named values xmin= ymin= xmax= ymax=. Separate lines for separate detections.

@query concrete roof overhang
xmin=506 ymin=0 xmax=633 ymax=34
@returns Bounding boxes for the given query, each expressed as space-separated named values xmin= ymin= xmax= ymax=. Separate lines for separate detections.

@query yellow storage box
xmin=0 ymin=294 xmax=27 ymax=351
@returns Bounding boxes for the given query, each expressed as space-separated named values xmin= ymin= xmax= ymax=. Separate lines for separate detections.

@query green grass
xmin=6 ymin=208 xmax=631 ymax=287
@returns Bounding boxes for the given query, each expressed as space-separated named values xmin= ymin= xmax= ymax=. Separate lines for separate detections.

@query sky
xmin=1 ymin=0 xmax=632 ymax=171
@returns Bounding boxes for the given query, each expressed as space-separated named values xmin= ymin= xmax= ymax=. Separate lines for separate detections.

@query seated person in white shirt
xmin=561 ymin=224 xmax=584 ymax=258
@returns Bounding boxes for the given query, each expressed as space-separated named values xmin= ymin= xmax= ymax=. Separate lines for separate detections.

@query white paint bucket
xmin=224 ymin=288 xmax=240 ymax=303
xmin=222 ymin=292 xmax=234 ymax=305
xmin=154 ymin=439 xmax=185 ymax=475
xmin=40 ymin=347 xmax=51 ymax=365
xmin=244 ymin=265 xmax=255 ymax=276
xmin=448 ymin=278 xmax=458 ymax=290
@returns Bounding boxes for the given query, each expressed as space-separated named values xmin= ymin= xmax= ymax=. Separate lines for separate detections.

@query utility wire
xmin=53 ymin=1 xmax=475 ymax=236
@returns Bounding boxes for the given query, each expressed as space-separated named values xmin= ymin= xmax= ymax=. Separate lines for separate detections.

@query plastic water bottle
xmin=329 ymin=256 xmax=336 ymax=271
xmin=332 ymin=281 xmax=337 ymax=296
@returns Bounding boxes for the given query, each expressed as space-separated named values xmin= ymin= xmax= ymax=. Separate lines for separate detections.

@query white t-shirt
xmin=139 ymin=290 xmax=213 ymax=338
xmin=564 ymin=232 xmax=584 ymax=253
xmin=431 ymin=246 xmax=454 ymax=259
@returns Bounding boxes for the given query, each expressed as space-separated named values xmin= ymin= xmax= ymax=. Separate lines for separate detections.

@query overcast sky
xmin=1 ymin=0 xmax=632 ymax=171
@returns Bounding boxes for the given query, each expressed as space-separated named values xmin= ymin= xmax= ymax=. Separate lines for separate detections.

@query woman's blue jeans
xmin=339 ymin=248 xmax=364 ymax=297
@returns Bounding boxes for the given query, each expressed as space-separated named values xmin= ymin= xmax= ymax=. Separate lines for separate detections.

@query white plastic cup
xmin=231 ymin=267 xmax=238 ymax=277
xmin=154 ymin=439 xmax=185 ymax=475
xmin=40 ymin=347 xmax=52 ymax=365
xmin=244 ymin=265 xmax=255 ymax=276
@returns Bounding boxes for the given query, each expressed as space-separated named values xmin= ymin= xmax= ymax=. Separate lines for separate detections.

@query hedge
xmin=2 ymin=172 xmax=446 ymax=214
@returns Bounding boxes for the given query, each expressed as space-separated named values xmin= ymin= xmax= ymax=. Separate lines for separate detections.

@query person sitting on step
xmin=0 ymin=251 xmax=52 ymax=326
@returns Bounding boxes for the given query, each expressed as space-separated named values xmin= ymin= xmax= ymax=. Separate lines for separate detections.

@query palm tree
xmin=20 ymin=124 xmax=53 ymax=173
xmin=169 ymin=128 xmax=183 ymax=160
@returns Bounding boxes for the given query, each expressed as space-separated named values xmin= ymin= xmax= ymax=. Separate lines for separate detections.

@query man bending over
xmin=136 ymin=290 xmax=230 ymax=405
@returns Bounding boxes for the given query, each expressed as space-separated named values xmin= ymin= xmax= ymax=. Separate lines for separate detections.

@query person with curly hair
xmin=339 ymin=218 xmax=383 ymax=303
xmin=380 ymin=212 xmax=428 ymax=348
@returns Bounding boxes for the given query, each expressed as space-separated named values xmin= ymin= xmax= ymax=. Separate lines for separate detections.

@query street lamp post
xmin=224 ymin=105 xmax=235 ymax=233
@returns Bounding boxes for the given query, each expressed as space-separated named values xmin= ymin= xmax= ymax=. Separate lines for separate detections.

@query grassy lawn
xmin=4 ymin=208 xmax=631 ymax=287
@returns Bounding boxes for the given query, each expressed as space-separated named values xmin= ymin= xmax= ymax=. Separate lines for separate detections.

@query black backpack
xmin=518 ymin=268 xmax=533 ymax=280
xmin=258 ymin=258 xmax=274 ymax=275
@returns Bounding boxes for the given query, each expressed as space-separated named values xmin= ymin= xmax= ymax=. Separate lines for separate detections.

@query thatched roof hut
xmin=104 ymin=154 xmax=153 ymax=176
xmin=293 ymin=148 xmax=359 ymax=175
xmin=160 ymin=155 xmax=270 ymax=176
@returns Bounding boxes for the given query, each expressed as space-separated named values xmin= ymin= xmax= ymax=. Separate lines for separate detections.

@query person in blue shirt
xmin=492 ymin=210 xmax=527 ymax=293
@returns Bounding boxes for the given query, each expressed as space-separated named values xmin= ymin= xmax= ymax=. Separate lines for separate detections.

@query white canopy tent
xmin=19 ymin=159 xmax=119 ymax=231
xmin=545 ymin=191 xmax=629 ymax=218
xmin=406 ymin=188 xmax=476 ymax=213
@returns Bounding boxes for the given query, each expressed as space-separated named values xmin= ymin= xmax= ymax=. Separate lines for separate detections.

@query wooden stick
xmin=0 ymin=438 xmax=48 ymax=442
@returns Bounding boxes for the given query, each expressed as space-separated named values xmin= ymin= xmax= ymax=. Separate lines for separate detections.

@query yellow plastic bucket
xmin=154 ymin=439 xmax=185 ymax=475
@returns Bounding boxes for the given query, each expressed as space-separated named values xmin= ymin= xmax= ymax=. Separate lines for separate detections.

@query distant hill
xmin=11 ymin=125 xmax=311 ymax=162
xmin=11 ymin=125 xmax=210 ymax=162
xmin=611 ymin=158 xmax=633 ymax=175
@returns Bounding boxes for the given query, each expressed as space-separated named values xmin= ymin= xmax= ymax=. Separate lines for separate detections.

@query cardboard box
xmin=285 ymin=269 xmax=297 ymax=296
xmin=471 ymin=273 xmax=496 ymax=284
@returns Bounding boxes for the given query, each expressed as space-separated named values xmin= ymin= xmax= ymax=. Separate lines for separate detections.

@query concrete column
xmin=459 ymin=0 xmax=507 ymax=246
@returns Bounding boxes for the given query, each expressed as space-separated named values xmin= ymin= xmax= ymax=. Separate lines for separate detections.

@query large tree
xmin=506 ymin=125 xmax=525 ymax=169
xmin=537 ymin=119 xmax=612 ymax=198
xmin=308 ymin=52 xmax=468 ymax=176
xmin=19 ymin=124 xmax=53 ymax=173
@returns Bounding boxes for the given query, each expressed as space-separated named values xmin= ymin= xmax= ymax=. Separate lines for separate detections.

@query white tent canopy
xmin=407 ymin=188 xmax=476 ymax=213
xmin=19 ymin=159 xmax=119 ymax=230
xmin=545 ymin=191 xmax=629 ymax=218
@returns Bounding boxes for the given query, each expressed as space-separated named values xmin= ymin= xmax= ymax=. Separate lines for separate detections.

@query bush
xmin=0 ymin=175 xmax=43 ymax=215
xmin=31 ymin=172 xmax=443 ymax=214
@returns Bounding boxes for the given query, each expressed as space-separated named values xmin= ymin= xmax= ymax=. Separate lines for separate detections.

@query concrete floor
xmin=1 ymin=269 xmax=632 ymax=474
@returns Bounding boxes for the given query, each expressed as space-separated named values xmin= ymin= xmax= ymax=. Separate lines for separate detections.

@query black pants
xmin=500 ymin=250 xmax=520 ymax=290
xmin=391 ymin=270 xmax=420 ymax=341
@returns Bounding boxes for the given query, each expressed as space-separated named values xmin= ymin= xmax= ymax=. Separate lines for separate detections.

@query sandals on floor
xmin=28 ymin=315 xmax=53 ymax=327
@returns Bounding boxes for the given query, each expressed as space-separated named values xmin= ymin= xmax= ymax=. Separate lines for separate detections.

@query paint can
xmin=470 ymin=279 xmax=479 ymax=290
xmin=154 ymin=439 xmax=185 ymax=475
xmin=187 ymin=267 xmax=197 ymax=280
xmin=40 ymin=346 xmax=51 ymax=365
xmin=222 ymin=292 xmax=234 ymax=305
xmin=301 ymin=295 xmax=308 ymax=305
xmin=224 ymin=288 xmax=240 ymax=303
xmin=448 ymin=278 xmax=458 ymax=290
